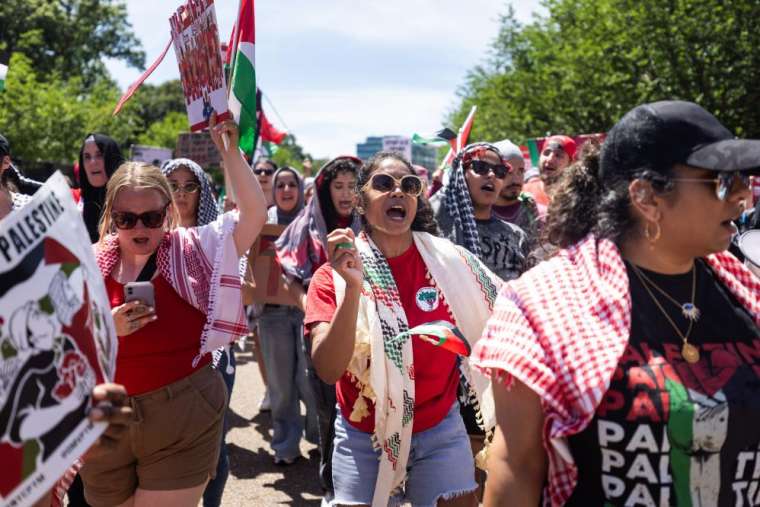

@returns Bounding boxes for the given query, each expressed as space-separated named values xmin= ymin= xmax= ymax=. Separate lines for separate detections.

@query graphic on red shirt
xmin=304 ymin=243 xmax=459 ymax=433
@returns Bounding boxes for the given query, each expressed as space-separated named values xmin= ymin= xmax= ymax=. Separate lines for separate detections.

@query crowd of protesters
xmin=1 ymin=99 xmax=759 ymax=507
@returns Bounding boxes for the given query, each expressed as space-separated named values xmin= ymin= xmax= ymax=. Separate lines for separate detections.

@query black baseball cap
xmin=601 ymin=101 xmax=760 ymax=180
xmin=0 ymin=134 xmax=9 ymax=158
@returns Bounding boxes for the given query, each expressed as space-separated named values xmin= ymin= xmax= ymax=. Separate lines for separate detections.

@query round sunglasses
xmin=364 ymin=173 xmax=425 ymax=196
xmin=111 ymin=206 xmax=168 ymax=230
xmin=169 ymin=181 xmax=200 ymax=194
xmin=467 ymin=159 xmax=511 ymax=179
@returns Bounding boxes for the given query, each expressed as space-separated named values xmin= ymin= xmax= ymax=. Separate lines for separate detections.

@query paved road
xmin=220 ymin=342 xmax=323 ymax=506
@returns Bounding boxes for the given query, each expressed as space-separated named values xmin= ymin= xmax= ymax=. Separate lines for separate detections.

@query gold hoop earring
xmin=644 ymin=220 xmax=661 ymax=244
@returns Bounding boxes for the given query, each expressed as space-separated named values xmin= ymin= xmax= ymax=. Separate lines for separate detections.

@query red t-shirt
xmin=305 ymin=243 xmax=459 ymax=433
xmin=107 ymin=275 xmax=211 ymax=395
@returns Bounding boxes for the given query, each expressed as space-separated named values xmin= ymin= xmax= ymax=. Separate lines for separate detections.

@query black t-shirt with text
xmin=567 ymin=260 xmax=760 ymax=506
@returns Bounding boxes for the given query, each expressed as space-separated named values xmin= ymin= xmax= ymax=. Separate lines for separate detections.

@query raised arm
xmin=310 ymin=228 xmax=363 ymax=384
xmin=484 ymin=377 xmax=547 ymax=506
xmin=209 ymin=114 xmax=267 ymax=256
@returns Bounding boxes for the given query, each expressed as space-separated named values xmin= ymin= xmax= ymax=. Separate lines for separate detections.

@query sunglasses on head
xmin=111 ymin=206 xmax=168 ymax=230
xmin=254 ymin=168 xmax=275 ymax=176
xmin=169 ymin=181 xmax=200 ymax=194
xmin=669 ymin=171 xmax=751 ymax=201
xmin=467 ymin=159 xmax=510 ymax=179
xmin=364 ymin=173 xmax=424 ymax=196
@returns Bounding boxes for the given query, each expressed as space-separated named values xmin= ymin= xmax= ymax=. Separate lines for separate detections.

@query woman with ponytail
xmin=473 ymin=101 xmax=760 ymax=506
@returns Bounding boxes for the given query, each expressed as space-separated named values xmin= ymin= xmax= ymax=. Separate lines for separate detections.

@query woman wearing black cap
xmin=78 ymin=134 xmax=125 ymax=242
xmin=471 ymin=101 xmax=760 ymax=506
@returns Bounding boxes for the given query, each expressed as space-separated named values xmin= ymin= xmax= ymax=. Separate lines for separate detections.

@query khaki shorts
xmin=80 ymin=366 xmax=227 ymax=507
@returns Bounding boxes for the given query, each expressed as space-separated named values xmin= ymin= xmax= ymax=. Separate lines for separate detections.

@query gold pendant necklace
xmin=630 ymin=264 xmax=700 ymax=364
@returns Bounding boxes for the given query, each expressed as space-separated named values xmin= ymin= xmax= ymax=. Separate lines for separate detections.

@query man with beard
xmin=492 ymin=140 xmax=541 ymax=246
xmin=523 ymin=135 xmax=576 ymax=207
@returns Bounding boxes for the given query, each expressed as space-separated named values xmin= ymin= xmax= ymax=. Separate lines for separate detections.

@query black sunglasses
xmin=467 ymin=159 xmax=510 ymax=179
xmin=364 ymin=173 xmax=424 ymax=196
xmin=254 ymin=168 xmax=275 ymax=176
xmin=111 ymin=206 xmax=168 ymax=229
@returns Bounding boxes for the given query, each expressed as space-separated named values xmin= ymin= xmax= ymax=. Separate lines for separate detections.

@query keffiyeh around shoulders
xmin=471 ymin=234 xmax=760 ymax=506
xmin=95 ymin=211 xmax=247 ymax=364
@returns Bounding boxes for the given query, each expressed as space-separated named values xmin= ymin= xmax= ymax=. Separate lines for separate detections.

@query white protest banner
xmin=170 ymin=0 xmax=231 ymax=131
xmin=382 ymin=136 xmax=412 ymax=161
xmin=0 ymin=173 xmax=117 ymax=507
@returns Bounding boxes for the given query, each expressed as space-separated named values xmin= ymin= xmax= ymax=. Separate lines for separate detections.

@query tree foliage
xmin=136 ymin=112 xmax=189 ymax=149
xmin=0 ymin=53 xmax=139 ymax=162
xmin=450 ymin=0 xmax=760 ymax=144
xmin=0 ymin=0 xmax=145 ymax=89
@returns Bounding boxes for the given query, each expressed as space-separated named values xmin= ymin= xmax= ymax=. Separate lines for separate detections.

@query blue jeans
xmin=259 ymin=305 xmax=318 ymax=460
xmin=202 ymin=346 xmax=236 ymax=507
xmin=331 ymin=402 xmax=477 ymax=507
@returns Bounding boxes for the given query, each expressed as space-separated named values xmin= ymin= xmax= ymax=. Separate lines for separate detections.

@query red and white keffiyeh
xmin=471 ymin=234 xmax=760 ymax=506
xmin=95 ymin=211 xmax=247 ymax=363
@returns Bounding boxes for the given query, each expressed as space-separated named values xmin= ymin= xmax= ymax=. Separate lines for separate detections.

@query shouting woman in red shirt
xmin=305 ymin=151 xmax=501 ymax=506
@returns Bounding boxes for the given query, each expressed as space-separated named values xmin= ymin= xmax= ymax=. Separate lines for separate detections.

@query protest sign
xmin=382 ymin=136 xmax=412 ymax=162
xmin=170 ymin=0 xmax=230 ymax=131
xmin=0 ymin=173 xmax=117 ymax=507
xmin=245 ymin=224 xmax=291 ymax=306
xmin=175 ymin=132 xmax=222 ymax=168
xmin=131 ymin=145 xmax=174 ymax=167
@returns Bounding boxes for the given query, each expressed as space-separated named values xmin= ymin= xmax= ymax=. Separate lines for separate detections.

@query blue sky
xmin=106 ymin=1 xmax=541 ymax=158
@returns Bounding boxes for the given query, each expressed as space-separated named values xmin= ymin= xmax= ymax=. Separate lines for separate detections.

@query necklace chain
xmin=629 ymin=263 xmax=700 ymax=363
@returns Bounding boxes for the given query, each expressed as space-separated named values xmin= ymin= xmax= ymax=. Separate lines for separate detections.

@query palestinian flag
xmin=228 ymin=0 xmax=257 ymax=156
xmin=0 ymin=63 xmax=7 ymax=92
xmin=411 ymin=128 xmax=457 ymax=147
xmin=405 ymin=320 xmax=471 ymax=357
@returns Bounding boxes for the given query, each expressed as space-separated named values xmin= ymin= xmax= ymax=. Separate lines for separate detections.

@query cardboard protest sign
xmin=175 ymin=131 xmax=222 ymax=169
xmin=170 ymin=0 xmax=230 ymax=131
xmin=0 ymin=173 xmax=117 ymax=507
xmin=245 ymin=224 xmax=291 ymax=306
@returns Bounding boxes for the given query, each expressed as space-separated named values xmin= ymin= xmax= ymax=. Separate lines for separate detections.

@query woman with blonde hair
xmin=79 ymin=117 xmax=267 ymax=507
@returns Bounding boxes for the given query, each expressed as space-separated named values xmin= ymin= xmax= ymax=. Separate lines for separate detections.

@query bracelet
xmin=336 ymin=242 xmax=354 ymax=250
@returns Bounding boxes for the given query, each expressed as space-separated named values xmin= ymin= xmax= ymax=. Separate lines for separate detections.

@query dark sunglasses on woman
xmin=467 ymin=159 xmax=511 ymax=179
xmin=254 ymin=168 xmax=275 ymax=176
xmin=111 ymin=206 xmax=168 ymax=229
xmin=669 ymin=171 xmax=751 ymax=201
xmin=169 ymin=181 xmax=200 ymax=194
xmin=365 ymin=173 xmax=425 ymax=197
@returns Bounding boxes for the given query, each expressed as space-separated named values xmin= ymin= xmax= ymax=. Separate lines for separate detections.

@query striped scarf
xmin=333 ymin=231 xmax=501 ymax=506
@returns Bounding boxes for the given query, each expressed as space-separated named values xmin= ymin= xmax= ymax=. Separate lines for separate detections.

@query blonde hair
xmin=98 ymin=162 xmax=180 ymax=244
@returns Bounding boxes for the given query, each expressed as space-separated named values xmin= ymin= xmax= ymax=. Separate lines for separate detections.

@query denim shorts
xmin=330 ymin=402 xmax=477 ymax=507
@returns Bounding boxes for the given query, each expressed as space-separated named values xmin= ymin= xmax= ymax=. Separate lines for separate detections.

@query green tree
xmin=136 ymin=112 xmax=189 ymax=149
xmin=0 ymin=0 xmax=145 ymax=88
xmin=0 ymin=53 xmax=140 ymax=162
xmin=450 ymin=0 xmax=760 ymax=144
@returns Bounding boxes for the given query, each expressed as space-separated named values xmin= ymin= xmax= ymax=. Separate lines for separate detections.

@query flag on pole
xmin=0 ymin=63 xmax=8 ymax=92
xmin=260 ymin=109 xmax=287 ymax=144
xmin=441 ymin=105 xmax=477 ymax=168
xmin=228 ymin=0 xmax=257 ymax=157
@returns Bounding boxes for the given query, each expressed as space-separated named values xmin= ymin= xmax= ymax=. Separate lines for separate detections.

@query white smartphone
xmin=124 ymin=281 xmax=155 ymax=308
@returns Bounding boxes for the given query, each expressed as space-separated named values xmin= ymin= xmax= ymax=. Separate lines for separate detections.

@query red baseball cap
xmin=543 ymin=135 xmax=577 ymax=160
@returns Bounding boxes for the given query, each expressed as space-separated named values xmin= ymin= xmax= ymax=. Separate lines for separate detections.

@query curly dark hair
xmin=356 ymin=151 xmax=438 ymax=235
xmin=316 ymin=157 xmax=362 ymax=233
xmin=542 ymin=138 xmax=675 ymax=249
